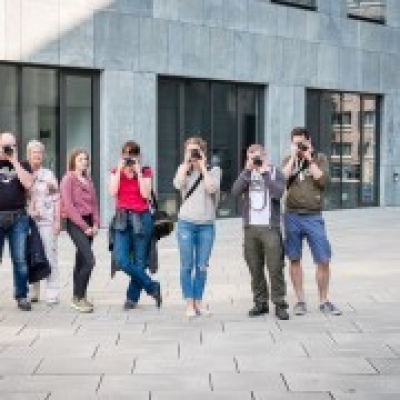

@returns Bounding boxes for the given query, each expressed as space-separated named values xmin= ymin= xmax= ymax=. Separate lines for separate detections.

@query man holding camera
xmin=232 ymin=144 xmax=289 ymax=320
xmin=0 ymin=132 xmax=34 ymax=311
xmin=282 ymin=127 xmax=341 ymax=316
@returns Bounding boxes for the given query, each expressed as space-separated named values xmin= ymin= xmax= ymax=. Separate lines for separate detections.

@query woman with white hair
xmin=27 ymin=140 xmax=61 ymax=305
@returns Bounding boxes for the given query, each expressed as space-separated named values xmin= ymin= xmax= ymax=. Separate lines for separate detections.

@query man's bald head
xmin=0 ymin=132 xmax=17 ymax=146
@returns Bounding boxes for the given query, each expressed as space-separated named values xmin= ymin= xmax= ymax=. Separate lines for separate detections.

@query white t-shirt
xmin=249 ymin=170 xmax=271 ymax=226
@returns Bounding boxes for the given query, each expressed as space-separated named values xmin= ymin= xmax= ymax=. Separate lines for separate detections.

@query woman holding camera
xmin=60 ymin=149 xmax=99 ymax=313
xmin=109 ymin=141 xmax=161 ymax=310
xmin=27 ymin=140 xmax=61 ymax=305
xmin=173 ymin=137 xmax=222 ymax=318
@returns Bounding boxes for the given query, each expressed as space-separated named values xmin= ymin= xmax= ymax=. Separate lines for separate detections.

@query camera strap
xmin=183 ymin=173 xmax=203 ymax=202
xmin=286 ymin=159 xmax=309 ymax=189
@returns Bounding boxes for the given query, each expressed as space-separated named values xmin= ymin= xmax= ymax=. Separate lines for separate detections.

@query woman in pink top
xmin=60 ymin=149 xmax=99 ymax=313
xmin=109 ymin=141 xmax=161 ymax=310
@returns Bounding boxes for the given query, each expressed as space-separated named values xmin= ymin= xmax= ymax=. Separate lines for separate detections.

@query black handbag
xmin=150 ymin=191 xmax=174 ymax=240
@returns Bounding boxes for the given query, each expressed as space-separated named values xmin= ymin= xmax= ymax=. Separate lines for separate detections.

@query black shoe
xmin=275 ymin=304 xmax=289 ymax=320
xmin=17 ymin=298 xmax=32 ymax=311
xmin=123 ymin=300 xmax=137 ymax=310
xmin=248 ymin=303 xmax=269 ymax=317
xmin=152 ymin=283 xmax=162 ymax=308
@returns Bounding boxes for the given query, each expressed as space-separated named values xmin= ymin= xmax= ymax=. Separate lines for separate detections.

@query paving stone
xmin=255 ymin=393 xmax=332 ymax=400
xmin=99 ymin=375 xmax=210 ymax=393
xmin=152 ymin=392 xmax=252 ymax=400
xmin=368 ymin=359 xmax=400 ymax=374
xmin=211 ymin=372 xmax=286 ymax=391
xmin=284 ymin=373 xmax=400 ymax=393
xmin=0 ymin=394 xmax=48 ymax=400
xmin=236 ymin=356 xmax=376 ymax=374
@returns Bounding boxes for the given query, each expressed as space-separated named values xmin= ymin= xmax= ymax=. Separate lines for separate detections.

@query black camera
xmin=297 ymin=142 xmax=308 ymax=152
xmin=2 ymin=145 xmax=14 ymax=156
xmin=253 ymin=156 xmax=263 ymax=167
xmin=190 ymin=149 xmax=202 ymax=160
xmin=124 ymin=157 xmax=136 ymax=167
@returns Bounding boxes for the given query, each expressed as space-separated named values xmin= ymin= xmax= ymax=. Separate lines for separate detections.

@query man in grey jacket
xmin=232 ymin=144 xmax=289 ymax=320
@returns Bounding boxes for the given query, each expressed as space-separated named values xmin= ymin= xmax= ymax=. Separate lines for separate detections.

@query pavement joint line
xmin=32 ymin=358 xmax=44 ymax=375
xmin=29 ymin=334 xmax=40 ymax=347
xmin=250 ymin=391 xmax=256 ymax=400
xmin=115 ymin=332 xmax=121 ymax=345
xmin=70 ymin=314 xmax=79 ymax=325
xmin=349 ymin=319 xmax=363 ymax=333
xmin=177 ymin=343 xmax=181 ymax=359
xmin=221 ymin=321 xmax=225 ymax=333
xmin=326 ymin=330 xmax=338 ymax=344
xmin=142 ymin=322 xmax=148 ymax=334
xmin=300 ymin=342 xmax=311 ymax=357
xmin=346 ymin=301 xmax=356 ymax=312
xmin=130 ymin=358 xmax=136 ymax=374
xmin=328 ymin=391 xmax=336 ymax=400
xmin=200 ymin=330 xmax=203 ymax=344
xmin=91 ymin=344 xmax=100 ymax=359
xmin=269 ymin=331 xmax=276 ymax=343
xmin=365 ymin=358 xmax=381 ymax=374
xmin=280 ymin=372 xmax=290 ymax=391
xmin=386 ymin=343 xmax=400 ymax=357
xmin=95 ymin=373 xmax=104 ymax=393
xmin=16 ymin=323 xmax=27 ymax=336
xmin=73 ymin=324 xmax=82 ymax=334
xmin=233 ymin=356 xmax=240 ymax=373
xmin=44 ymin=392 xmax=51 ymax=400
xmin=208 ymin=372 xmax=214 ymax=391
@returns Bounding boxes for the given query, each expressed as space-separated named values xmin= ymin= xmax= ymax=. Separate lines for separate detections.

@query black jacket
xmin=27 ymin=218 xmax=51 ymax=284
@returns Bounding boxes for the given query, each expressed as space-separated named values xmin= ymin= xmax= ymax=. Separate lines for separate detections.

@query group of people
xmin=0 ymin=127 xmax=341 ymax=319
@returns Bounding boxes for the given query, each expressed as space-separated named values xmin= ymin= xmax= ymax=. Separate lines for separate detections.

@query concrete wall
xmin=1 ymin=0 xmax=400 ymax=221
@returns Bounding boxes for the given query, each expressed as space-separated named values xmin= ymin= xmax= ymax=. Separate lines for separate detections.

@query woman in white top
xmin=27 ymin=140 xmax=61 ymax=304
xmin=173 ymin=137 xmax=222 ymax=317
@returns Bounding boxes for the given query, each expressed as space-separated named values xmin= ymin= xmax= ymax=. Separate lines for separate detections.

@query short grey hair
xmin=27 ymin=140 xmax=45 ymax=154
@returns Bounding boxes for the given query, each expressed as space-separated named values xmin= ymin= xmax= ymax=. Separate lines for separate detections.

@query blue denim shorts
xmin=283 ymin=213 xmax=331 ymax=264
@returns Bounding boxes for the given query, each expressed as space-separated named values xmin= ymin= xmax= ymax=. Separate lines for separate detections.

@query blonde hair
xmin=27 ymin=140 xmax=45 ymax=154
xmin=184 ymin=137 xmax=207 ymax=154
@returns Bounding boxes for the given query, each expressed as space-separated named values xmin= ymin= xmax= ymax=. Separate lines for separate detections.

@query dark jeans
xmin=66 ymin=216 xmax=95 ymax=300
xmin=113 ymin=210 xmax=157 ymax=302
xmin=0 ymin=212 xmax=29 ymax=299
xmin=244 ymin=225 xmax=287 ymax=307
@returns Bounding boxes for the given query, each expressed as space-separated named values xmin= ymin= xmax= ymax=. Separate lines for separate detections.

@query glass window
xmin=271 ymin=0 xmax=316 ymax=10
xmin=65 ymin=75 xmax=93 ymax=163
xmin=347 ymin=0 xmax=386 ymax=23
xmin=306 ymin=89 xmax=380 ymax=210
xmin=158 ymin=77 xmax=264 ymax=217
xmin=21 ymin=68 xmax=58 ymax=170
xmin=0 ymin=65 xmax=18 ymax=134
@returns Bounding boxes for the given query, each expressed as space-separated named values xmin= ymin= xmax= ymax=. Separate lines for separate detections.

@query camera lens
xmin=190 ymin=149 xmax=201 ymax=159
xmin=124 ymin=157 xmax=135 ymax=166
xmin=253 ymin=156 xmax=262 ymax=167
xmin=297 ymin=143 xmax=308 ymax=152
xmin=3 ymin=145 xmax=14 ymax=156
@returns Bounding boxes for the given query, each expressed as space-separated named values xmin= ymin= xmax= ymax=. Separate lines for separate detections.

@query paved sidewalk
xmin=1 ymin=207 xmax=400 ymax=399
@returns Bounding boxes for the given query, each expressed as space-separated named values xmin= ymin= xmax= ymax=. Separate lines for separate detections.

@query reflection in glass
xmin=347 ymin=0 xmax=386 ymax=22
xmin=21 ymin=68 xmax=58 ymax=170
xmin=307 ymin=90 xmax=380 ymax=209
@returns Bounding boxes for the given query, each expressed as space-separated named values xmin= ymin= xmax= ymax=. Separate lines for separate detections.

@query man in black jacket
xmin=0 ymin=132 xmax=33 ymax=311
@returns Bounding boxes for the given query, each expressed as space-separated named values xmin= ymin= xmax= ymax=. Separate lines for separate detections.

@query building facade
xmin=1 ymin=0 xmax=399 ymax=223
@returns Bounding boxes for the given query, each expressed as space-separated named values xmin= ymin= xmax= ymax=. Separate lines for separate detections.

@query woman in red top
xmin=109 ymin=141 xmax=161 ymax=310
xmin=60 ymin=149 xmax=99 ymax=313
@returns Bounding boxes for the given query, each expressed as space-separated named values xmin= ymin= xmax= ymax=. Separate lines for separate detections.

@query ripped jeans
xmin=177 ymin=220 xmax=215 ymax=300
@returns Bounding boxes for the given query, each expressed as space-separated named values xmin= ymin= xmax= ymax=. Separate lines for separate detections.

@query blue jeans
xmin=177 ymin=220 xmax=215 ymax=300
xmin=113 ymin=211 xmax=157 ymax=302
xmin=0 ymin=213 xmax=29 ymax=299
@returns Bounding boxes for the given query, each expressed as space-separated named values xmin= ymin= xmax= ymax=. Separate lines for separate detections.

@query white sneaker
xmin=185 ymin=307 xmax=197 ymax=318
xmin=47 ymin=298 xmax=60 ymax=306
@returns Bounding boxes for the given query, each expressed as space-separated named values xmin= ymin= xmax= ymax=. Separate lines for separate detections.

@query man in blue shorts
xmin=281 ymin=127 xmax=341 ymax=316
